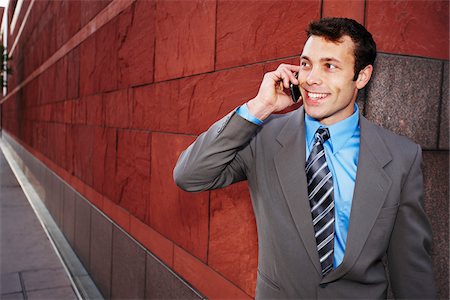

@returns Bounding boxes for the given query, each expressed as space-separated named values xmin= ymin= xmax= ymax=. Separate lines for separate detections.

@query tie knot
xmin=315 ymin=128 xmax=330 ymax=144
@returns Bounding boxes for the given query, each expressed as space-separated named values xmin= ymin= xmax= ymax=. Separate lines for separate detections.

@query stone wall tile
xmin=145 ymin=253 xmax=201 ymax=299
xmin=155 ymin=0 xmax=215 ymax=81
xmin=117 ymin=0 xmax=155 ymax=88
xmin=74 ymin=195 xmax=91 ymax=271
xmin=72 ymin=125 xmax=94 ymax=186
xmin=115 ymin=129 xmax=151 ymax=222
xmin=79 ymin=35 xmax=96 ymax=97
xmin=422 ymin=151 xmax=449 ymax=299
xmin=322 ymin=0 xmax=364 ymax=24
xmin=149 ymin=132 xmax=208 ymax=262
xmin=85 ymin=94 xmax=103 ymax=127
xmin=366 ymin=0 xmax=449 ymax=60
xmin=104 ymin=88 xmax=132 ymax=129
xmin=216 ymin=0 xmax=319 ymax=70
xmin=89 ymin=208 xmax=113 ymax=299
xmin=92 ymin=127 xmax=116 ymax=197
xmin=111 ymin=226 xmax=146 ymax=299
xmin=209 ymin=181 xmax=258 ymax=298
xmin=365 ymin=54 xmax=441 ymax=149
xmin=439 ymin=61 xmax=448 ymax=150
xmin=67 ymin=47 xmax=80 ymax=100
xmin=133 ymin=63 xmax=263 ymax=135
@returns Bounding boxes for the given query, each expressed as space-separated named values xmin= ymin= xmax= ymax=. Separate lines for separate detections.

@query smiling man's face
xmin=299 ymin=35 xmax=368 ymax=125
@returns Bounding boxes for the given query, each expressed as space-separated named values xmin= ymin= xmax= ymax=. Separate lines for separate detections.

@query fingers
xmin=275 ymin=64 xmax=300 ymax=89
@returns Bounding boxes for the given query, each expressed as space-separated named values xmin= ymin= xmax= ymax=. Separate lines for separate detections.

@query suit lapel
xmin=321 ymin=116 xmax=393 ymax=283
xmin=274 ymin=107 xmax=322 ymax=275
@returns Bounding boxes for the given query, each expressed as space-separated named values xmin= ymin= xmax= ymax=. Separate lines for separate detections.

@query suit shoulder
xmin=363 ymin=117 xmax=420 ymax=159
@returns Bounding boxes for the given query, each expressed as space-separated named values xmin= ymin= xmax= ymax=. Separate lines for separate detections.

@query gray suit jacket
xmin=174 ymin=107 xmax=436 ymax=299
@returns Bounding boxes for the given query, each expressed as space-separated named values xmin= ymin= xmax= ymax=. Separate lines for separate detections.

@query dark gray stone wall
xmin=364 ymin=53 xmax=449 ymax=299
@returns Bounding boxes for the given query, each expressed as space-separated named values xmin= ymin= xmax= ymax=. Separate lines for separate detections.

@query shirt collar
xmin=305 ymin=104 xmax=360 ymax=154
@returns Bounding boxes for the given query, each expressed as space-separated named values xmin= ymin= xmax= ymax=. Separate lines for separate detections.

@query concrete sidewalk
xmin=0 ymin=147 xmax=79 ymax=299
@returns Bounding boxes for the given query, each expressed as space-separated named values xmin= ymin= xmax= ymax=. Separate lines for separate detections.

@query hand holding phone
xmin=289 ymin=72 xmax=301 ymax=103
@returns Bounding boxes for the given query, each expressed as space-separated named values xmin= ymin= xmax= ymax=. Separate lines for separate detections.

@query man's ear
xmin=356 ymin=65 xmax=373 ymax=89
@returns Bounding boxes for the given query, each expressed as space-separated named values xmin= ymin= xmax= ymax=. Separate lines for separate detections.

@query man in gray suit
xmin=174 ymin=18 xmax=436 ymax=299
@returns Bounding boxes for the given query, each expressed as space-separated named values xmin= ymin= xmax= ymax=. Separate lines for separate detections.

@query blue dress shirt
xmin=304 ymin=105 xmax=360 ymax=267
xmin=237 ymin=104 xmax=361 ymax=268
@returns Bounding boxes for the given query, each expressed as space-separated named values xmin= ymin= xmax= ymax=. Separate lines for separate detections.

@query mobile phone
xmin=289 ymin=72 xmax=301 ymax=103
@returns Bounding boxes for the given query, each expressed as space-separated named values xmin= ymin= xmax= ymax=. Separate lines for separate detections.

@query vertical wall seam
xmin=206 ymin=190 xmax=211 ymax=264
xmin=320 ymin=0 xmax=324 ymax=18
xmin=152 ymin=1 xmax=157 ymax=84
xmin=214 ymin=0 xmax=218 ymax=71
xmin=363 ymin=0 xmax=367 ymax=26
xmin=435 ymin=61 xmax=445 ymax=149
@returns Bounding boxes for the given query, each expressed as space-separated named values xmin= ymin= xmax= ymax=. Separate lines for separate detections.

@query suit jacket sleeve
xmin=387 ymin=144 xmax=437 ymax=298
xmin=173 ymin=110 xmax=259 ymax=192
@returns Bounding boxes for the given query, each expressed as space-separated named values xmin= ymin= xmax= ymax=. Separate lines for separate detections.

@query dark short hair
xmin=306 ymin=17 xmax=377 ymax=81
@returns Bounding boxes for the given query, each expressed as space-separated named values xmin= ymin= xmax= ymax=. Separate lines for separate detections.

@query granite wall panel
xmin=439 ymin=62 xmax=449 ymax=150
xmin=422 ymin=151 xmax=449 ymax=299
xmin=62 ymin=184 xmax=76 ymax=248
xmin=154 ymin=0 xmax=216 ymax=81
xmin=365 ymin=54 xmax=442 ymax=149
xmin=89 ymin=208 xmax=113 ymax=299
xmin=145 ymin=253 xmax=201 ymax=299
xmin=74 ymin=193 xmax=92 ymax=271
xmin=111 ymin=226 xmax=146 ymax=299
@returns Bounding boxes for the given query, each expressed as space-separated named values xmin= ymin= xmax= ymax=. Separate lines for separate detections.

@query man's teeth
xmin=308 ymin=92 xmax=328 ymax=99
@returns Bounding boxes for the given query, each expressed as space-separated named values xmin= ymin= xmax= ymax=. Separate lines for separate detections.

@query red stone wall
xmin=1 ymin=0 xmax=448 ymax=298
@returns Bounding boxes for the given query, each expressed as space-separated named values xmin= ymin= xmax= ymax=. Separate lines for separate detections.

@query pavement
xmin=0 ymin=146 xmax=79 ymax=300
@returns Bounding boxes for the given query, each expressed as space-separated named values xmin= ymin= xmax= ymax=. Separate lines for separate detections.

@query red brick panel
xmin=149 ymin=132 xmax=209 ymax=262
xmin=67 ymin=47 xmax=80 ymax=100
xmin=79 ymin=34 xmax=96 ymax=97
xmin=132 ymin=63 xmax=264 ymax=135
xmin=116 ymin=129 xmax=152 ymax=222
xmin=322 ymin=0 xmax=365 ymax=24
xmin=92 ymin=127 xmax=116 ymax=196
xmin=85 ymin=94 xmax=104 ymax=127
xmin=54 ymin=1 xmax=81 ymax=51
xmin=55 ymin=58 xmax=68 ymax=103
xmin=154 ymin=0 xmax=216 ymax=81
xmin=80 ymin=0 xmax=112 ymax=28
xmin=366 ymin=0 xmax=449 ymax=60
xmin=95 ymin=18 xmax=119 ymax=93
xmin=209 ymin=182 xmax=258 ymax=298
xmin=104 ymin=88 xmax=132 ymax=128
xmin=216 ymin=0 xmax=320 ymax=70
xmin=72 ymin=125 xmax=95 ymax=187
xmin=117 ymin=0 xmax=155 ymax=88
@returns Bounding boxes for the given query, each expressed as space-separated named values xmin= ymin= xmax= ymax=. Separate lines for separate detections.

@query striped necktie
xmin=305 ymin=127 xmax=334 ymax=276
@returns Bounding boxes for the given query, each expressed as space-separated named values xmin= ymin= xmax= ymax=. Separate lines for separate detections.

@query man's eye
xmin=301 ymin=61 xmax=310 ymax=68
xmin=326 ymin=63 xmax=337 ymax=69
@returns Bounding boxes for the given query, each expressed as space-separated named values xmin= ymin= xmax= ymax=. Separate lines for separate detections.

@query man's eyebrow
xmin=300 ymin=56 xmax=342 ymax=64
xmin=321 ymin=57 xmax=342 ymax=63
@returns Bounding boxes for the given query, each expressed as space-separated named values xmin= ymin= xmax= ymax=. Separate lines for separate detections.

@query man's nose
xmin=306 ymin=68 xmax=322 ymax=85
